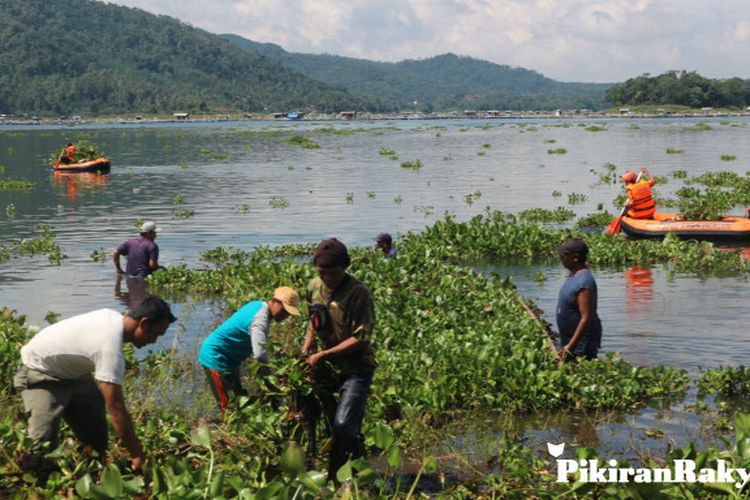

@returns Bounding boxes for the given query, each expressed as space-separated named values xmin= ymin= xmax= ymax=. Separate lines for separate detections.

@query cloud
xmin=110 ymin=0 xmax=750 ymax=82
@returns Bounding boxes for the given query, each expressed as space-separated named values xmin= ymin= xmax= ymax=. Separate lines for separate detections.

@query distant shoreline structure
xmin=1 ymin=108 xmax=749 ymax=127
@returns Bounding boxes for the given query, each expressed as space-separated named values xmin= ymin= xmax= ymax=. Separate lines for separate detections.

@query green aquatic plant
xmin=379 ymin=148 xmax=398 ymax=160
xmin=171 ymin=195 xmax=184 ymax=205
xmin=667 ymin=148 xmax=685 ymax=154
xmin=670 ymin=169 xmax=688 ymax=179
xmin=464 ymin=190 xmax=482 ymax=205
xmin=345 ymin=192 xmax=354 ymax=204
xmin=400 ymin=159 xmax=424 ymax=170
xmin=0 ymin=225 xmax=65 ymax=264
xmin=367 ymin=192 xmax=376 ymax=199
xmin=0 ymin=179 xmax=35 ymax=190
xmin=547 ymin=148 xmax=567 ymax=155
xmin=90 ymin=248 xmax=108 ymax=262
xmin=552 ymin=190 xmax=562 ymax=198
xmin=393 ymin=195 xmax=403 ymax=205
xmin=517 ymin=207 xmax=575 ymax=223
xmin=698 ymin=366 xmax=750 ymax=398
xmin=567 ymin=192 xmax=589 ymax=205
xmin=269 ymin=197 xmax=290 ymax=209
xmin=235 ymin=203 xmax=251 ymax=214
xmin=694 ymin=122 xmax=712 ymax=131
xmin=585 ymin=125 xmax=607 ymax=132
xmin=575 ymin=210 xmax=615 ymax=228
xmin=543 ymin=139 xmax=556 ymax=144
xmin=172 ymin=209 xmax=195 ymax=219
xmin=721 ymin=154 xmax=737 ymax=161
xmin=286 ymin=135 xmax=320 ymax=149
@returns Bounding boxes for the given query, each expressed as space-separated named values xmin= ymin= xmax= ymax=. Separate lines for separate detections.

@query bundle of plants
xmin=48 ymin=140 xmax=106 ymax=165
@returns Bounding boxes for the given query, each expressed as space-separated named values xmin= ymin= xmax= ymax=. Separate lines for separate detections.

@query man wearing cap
xmin=198 ymin=287 xmax=301 ymax=411
xmin=374 ymin=232 xmax=397 ymax=259
xmin=13 ymin=296 xmax=176 ymax=475
xmin=113 ymin=221 xmax=161 ymax=278
xmin=555 ymin=238 xmax=602 ymax=364
xmin=301 ymin=238 xmax=376 ymax=481
xmin=622 ymin=168 xmax=656 ymax=219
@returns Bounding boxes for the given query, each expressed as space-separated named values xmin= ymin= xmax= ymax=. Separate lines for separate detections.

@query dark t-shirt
xmin=307 ymin=274 xmax=377 ymax=375
xmin=556 ymin=268 xmax=602 ymax=356
xmin=116 ymin=236 xmax=158 ymax=277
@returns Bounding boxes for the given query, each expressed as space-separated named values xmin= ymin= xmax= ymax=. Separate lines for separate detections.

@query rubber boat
xmin=621 ymin=212 xmax=750 ymax=241
xmin=54 ymin=157 xmax=110 ymax=173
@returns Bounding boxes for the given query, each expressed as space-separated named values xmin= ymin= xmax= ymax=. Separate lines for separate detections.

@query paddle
xmin=606 ymin=171 xmax=643 ymax=235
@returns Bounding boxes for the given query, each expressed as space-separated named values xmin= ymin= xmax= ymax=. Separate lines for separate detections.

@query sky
xmin=109 ymin=0 xmax=750 ymax=83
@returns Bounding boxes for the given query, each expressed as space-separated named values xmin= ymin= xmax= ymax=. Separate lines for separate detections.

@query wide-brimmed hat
xmin=273 ymin=286 xmax=300 ymax=316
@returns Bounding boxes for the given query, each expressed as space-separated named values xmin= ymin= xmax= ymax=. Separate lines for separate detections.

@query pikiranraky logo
xmin=547 ymin=442 xmax=750 ymax=489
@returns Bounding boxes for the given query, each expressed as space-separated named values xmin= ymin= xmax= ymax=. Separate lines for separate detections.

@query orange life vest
xmin=626 ymin=180 xmax=655 ymax=219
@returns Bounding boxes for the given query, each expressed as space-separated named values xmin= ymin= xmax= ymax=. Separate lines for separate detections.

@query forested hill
xmin=605 ymin=71 xmax=750 ymax=108
xmin=0 ymin=0 xmax=387 ymax=115
xmin=223 ymin=34 xmax=611 ymax=111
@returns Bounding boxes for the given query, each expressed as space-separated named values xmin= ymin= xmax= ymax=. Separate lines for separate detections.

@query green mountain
xmin=223 ymin=34 xmax=611 ymax=111
xmin=0 ymin=0 xmax=387 ymax=115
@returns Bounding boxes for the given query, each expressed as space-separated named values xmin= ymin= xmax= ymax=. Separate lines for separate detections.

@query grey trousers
xmin=13 ymin=365 xmax=108 ymax=455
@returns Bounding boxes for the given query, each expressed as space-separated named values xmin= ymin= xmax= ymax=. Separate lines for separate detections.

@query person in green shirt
xmin=301 ymin=238 xmax=376 ymax=481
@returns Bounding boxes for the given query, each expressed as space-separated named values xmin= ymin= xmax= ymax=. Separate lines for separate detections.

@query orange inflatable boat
xmin=621 ymin=212 xmax=750 ymax=241
xmin=54 ymin=157 xmax=110 ymax=173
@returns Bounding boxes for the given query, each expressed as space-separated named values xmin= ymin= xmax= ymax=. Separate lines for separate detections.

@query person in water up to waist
xmin=555 ymin=238 xmax=602 ymax=365
xmin=197 ymin=286 xmax=301 ymax=411
xmin=622 ymin=168 xmax=656 ymax=219
xmin=113 ymin=221 xmax=162 ymax=278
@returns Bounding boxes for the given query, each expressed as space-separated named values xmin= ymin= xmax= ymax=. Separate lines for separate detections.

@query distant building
xmin=464 ymin=110 xmax=478 ymax=117
xmin=486 ymin=110 xmax=502 ymax=117
xmin=273 ymin=112 xmax=285 ymax=119
xmin=619 ymin=108 xmax=631 ymax=115
xmin=173 ymin=112 xmax=189 ymax=120
xmin=339 ymin=111 xmax=357 ymax=119
xmin=287 ymin=112 xmax=305 ymax=120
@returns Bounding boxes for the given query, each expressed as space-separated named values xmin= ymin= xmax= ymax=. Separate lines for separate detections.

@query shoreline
xmin=2 ymin=109 xmax=750 ymax=127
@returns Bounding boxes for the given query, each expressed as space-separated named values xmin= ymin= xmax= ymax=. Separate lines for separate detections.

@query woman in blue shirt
xmin=555 ymin=238 xmax=602 ymax=364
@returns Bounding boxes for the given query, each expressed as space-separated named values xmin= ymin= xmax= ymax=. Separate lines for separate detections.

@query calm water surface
xmin=2 ymin=117 xmax=749 ymax=462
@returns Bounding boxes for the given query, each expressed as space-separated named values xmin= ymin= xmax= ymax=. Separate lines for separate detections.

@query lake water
xmin=2 ymin=117 xmax=749 ymax=463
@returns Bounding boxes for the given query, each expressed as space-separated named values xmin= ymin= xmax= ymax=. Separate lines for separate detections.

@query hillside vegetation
xmin=223 ymin=34 xmax=611 ymax=111
xmin=0 ymin=0 xmax=387 ymax=115
xmin=606 ymin=71 xmax=750 ymax=108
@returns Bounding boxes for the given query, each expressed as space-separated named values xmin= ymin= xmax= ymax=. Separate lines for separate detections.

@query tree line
xmin=605 ymin=71 xmax=750 ymax=109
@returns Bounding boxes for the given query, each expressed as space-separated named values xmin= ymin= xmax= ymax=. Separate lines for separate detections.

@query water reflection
xmin=624 ymin=266 xmax=654 ymax=316
xmin=53 ymin=171 xmax=109 ymax=204
xmin=113 ymin=273 xmax=148 ymax=311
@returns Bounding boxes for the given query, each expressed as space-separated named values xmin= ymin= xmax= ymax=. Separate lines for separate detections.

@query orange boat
xmin=621 ymin=212 xmax=750 ymax=241
xmin=54 ymin=157 xmax=110 ymax=173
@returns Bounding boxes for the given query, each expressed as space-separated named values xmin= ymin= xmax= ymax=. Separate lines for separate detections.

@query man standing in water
xmin=555 ymin=238 xmax=602 ymax=364
xmin=113 ymin=221 xmax=161 ymax=278
xmin=13 ymin=296 xmax=176 ymax=475
xmin=373 ymin=232 xmax=397 ymax=258
xmin=302 ymin=238 xmax=376 ymax=482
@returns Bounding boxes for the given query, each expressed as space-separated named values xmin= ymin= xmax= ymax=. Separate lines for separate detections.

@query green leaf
xmin=387 ymin=445 xmax=402 ymax=469
xmin=191 ymin=424 xmax=212 ymax=450
xmin=373 ymin=422 xmax=394 ymax=449
xmin=336 ymin=460 xmax=353 ymax=482
xmin=99 ymin=463 xmax=124 ymax=498
xmin=75 ymin=474 xmax=94 ymax=498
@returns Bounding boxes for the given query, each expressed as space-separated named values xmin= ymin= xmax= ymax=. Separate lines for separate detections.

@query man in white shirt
xmin=13 ymin=296 xmax=176 ymax=475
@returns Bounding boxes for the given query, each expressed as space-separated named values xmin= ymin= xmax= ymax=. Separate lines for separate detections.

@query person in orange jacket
xmin=622 ymin=168 xmax=656 ymax=219
xmin=57 ymin=143 xmax=77 ymax=166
